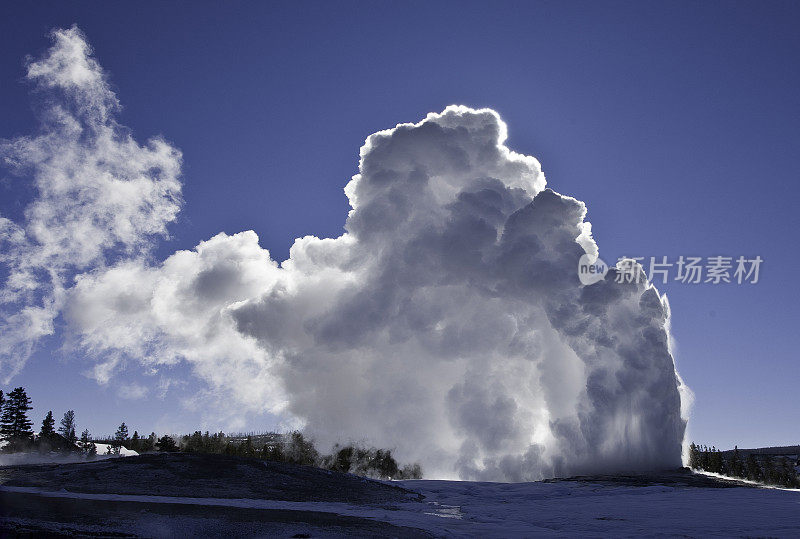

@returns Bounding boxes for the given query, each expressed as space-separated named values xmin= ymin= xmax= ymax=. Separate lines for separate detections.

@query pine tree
xmin=40 ymin=411 xmax=56 ymax=438
xmin=285 ymin=432 xmax=319 ymax=466
xmin=710 ymin=446 xmax=723 ymax=474
xmin=0 ymin=387 xmax=34 ymax=450
xmin=262 ymin=441 xmax=285 ymax=462
xmin=730 ymin=446 xmax=742 ymax=478
xmin=210 ymin=432 xmax=226 ymax=453
xmin=374 ymin=449 xmax=399 ymax=479
xmin=130 ymin=431 xmax=140 ymax=452
xmin=745 ymin=453 xmax=760 ymax=481
xmin=79 ymin=428 xmax=96 ymax=458
xmin=112 ymin=422 xmax=129 ymax=455
xmin=399 ymin=463 xmax=423 ymax=479
xmin=143 ymin=432 xmax=156 ymax=452
xmin=156 ymin=435 xmax=178 ymax=452
xmin=764 ymin=457 xmax=778 ymax=485
xmin=240 ymin=436 xmax=255 ymax=457
xmin=80 ymin=429 xmax=92 ymax=451
xmin=58 ymin=410 xmax=77 ymax=443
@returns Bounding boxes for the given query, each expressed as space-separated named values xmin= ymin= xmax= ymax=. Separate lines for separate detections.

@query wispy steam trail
xmin=0 ymin=28 xmax=688 ymax=479
xmin=0 ymin=26 xmax=182 ymax=382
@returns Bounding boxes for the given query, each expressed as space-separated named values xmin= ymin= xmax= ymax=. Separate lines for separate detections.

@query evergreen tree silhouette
xmin=80 ymin=428 xmax=92 ymax=453
xmin=58 ymin=410 xmax=77 ymax=443
xmin=0 ymin=387 xmax=34 ymax=450
xmin=113 ymin=422 xmax=129 ymax=454
xmin=40 ymin=411 xmax=56 ymax=438
xmin=130 ymin=431 xmax=140 ymax=452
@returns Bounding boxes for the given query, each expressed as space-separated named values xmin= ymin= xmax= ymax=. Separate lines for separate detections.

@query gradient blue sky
xmin=1 ymin=1 xmax=798 ymax=446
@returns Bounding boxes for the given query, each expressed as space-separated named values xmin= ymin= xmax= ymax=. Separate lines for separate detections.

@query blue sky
xmin=1 ymin=1 xmax=798 ymax=448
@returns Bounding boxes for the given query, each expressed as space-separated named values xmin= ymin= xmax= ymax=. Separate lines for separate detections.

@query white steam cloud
xmin=1 ymin=28 xmax=688 ymax=480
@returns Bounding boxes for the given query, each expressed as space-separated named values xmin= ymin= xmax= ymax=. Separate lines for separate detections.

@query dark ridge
xmin=0 ymin=452 xmax=424 ymax=504
xmin=719 ymin=445 xmax=800 ymax=456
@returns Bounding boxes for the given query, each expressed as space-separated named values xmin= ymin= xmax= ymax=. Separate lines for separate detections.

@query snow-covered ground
xmin=400 ymin=479 xmax=800 ymax=536
xmin=91 ymin=442 xmax=138 ymax=457
xmin=3 ymin=476 xmax=800 ymax=536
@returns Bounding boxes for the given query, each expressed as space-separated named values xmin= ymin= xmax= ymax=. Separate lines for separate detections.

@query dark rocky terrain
xmin=0 ymin=453 xmax=422 ymax=504
xmin=0 ymin=453 xmax=431 ymax=537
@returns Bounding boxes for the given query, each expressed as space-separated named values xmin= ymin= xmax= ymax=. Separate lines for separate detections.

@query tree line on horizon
xmin=689 ymin=442 xmax=799 ymax=488
xmin=0 ymin=387 xmax=133 ymax=457
xmin=0 ymin=386 xmax=422 ymax=480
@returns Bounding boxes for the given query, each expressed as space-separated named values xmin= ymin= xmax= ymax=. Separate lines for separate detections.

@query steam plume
xmin=1 ymin=28 xmax=688 ymax=480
